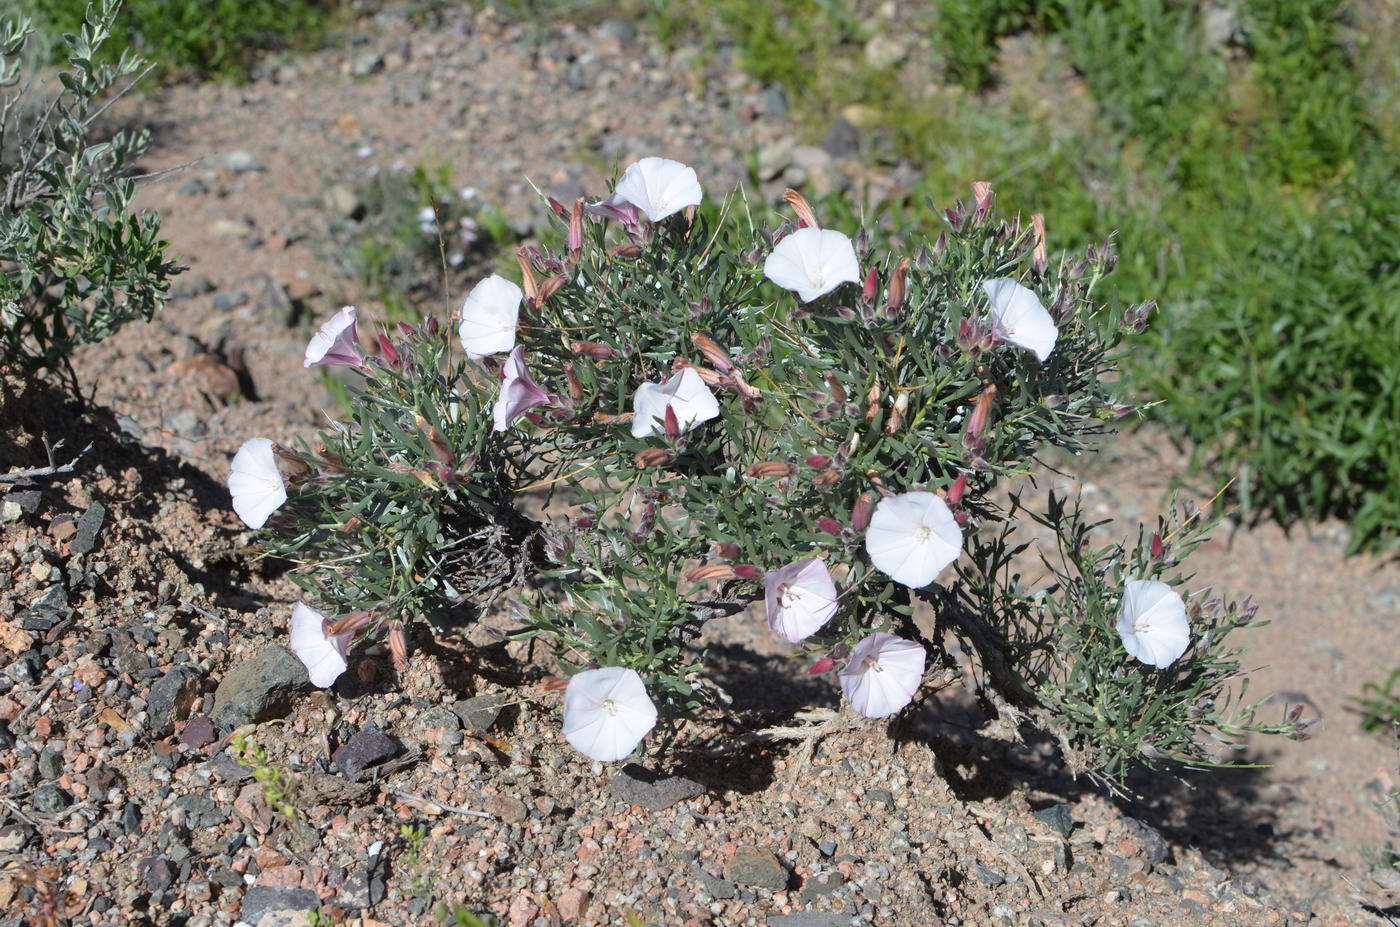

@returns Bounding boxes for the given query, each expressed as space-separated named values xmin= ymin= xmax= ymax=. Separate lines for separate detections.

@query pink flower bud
xmin=782 ymin=188 xmax=818 ymax=229
xmin=1150 ymin=532 xmax=1165 ymax=560
xmin=570 ymin=340 xmax=617 ymax=360
xmin=851 ymin=492 xmax=874 ymax=533
xmin=377 ymin=333 xmax=400 ymax=367
xmin=816 ymin=518 xmax=843 ymax=536
xmin=861 ymin=266 xmax=878 ymax=306
xmin=732 ymin=565 xmax=764 ymax=581
xmin=807 ymin=656 xmax=837 ymax=675
xmin=805 ymin=455 xmax=832 ymax=469
xmin=567 ymin=197 xmax=584 ymax=259
xmin=713 ymin=541 xmax=741 ymax=560
xmin=946 ymin=472 xmax=968 ymax=506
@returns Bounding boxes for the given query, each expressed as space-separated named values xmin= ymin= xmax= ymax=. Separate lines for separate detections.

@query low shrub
xmin=0 ymin=0 xmax=178 ymax=387
xmin=227 ymin=160 xmax=1304 ymax=784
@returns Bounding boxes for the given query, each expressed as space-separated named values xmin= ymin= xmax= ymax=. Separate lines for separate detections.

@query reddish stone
xmin=506 ymin=892 xmax=538 ymax=927
xmin=557 ymin=888 xmax=589 ymax=921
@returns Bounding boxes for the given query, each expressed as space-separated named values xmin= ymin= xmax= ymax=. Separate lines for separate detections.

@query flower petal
xmin=459 ymin=274 xmax=522 ymax=358
xmin=839 ymin=632 xmax=925 ymax=718
xmin=983 ymin=278 xmax=1058 ymax=362
xmin=228 ymin=438 xmax=287 ymax=529
xmin=562 ymin=667 xmax=658 ymax=762
xmin=613 ymin=157 xmax=702 ymax=223
xmin=289 ymin=603 xmax=349 ymax=688
xmin=864 ymin=492 xmax=962 ymax=588
xmin=1116 ymin=579 xmax=1191 ymax=668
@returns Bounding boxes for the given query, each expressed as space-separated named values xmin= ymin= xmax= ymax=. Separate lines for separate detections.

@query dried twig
xmin=384 ymin=788 xmax=494 ymax=819
xmin=0 ymin=436 xmax=90 ymax=484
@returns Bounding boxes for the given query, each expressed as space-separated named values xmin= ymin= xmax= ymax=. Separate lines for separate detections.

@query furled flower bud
xmin=608 ymin=242 xmax=644 ymax=259
xmin=886 ymin=257 xmax=910 ymax=314
xmin=824 ymin=372 xmax=847 ymax=404
xmin=570 ymin=340 xmax=617 ymax=360
xmin=691 ymin=332 xmax=735 ymax=373
xmin=732 ymin=565 xmax=764 ymax=581
xmin=567 ymin=197 xmax=585 ymax=260
xmin=515 ymin=247 xmax=539 ymax=306
xmin=816 ymin=518 xmax=844 ymax=537
xmin=388 ymin=623 xmax=408 ymax=672
xmin=807 ymin=656 xmax=837 ymax=675
xmin=633 ymin=448 xmax=674 ymax=468
xmin=864 ymin=382 xmax=881 ymax=424
xmin=745 ymin=461 xmax=796 ymax=479
xmin=861 ymin=266 xmax=878 ymax=306
xmin=805 ymin=455 xmax=833 ymax=469
xmin=782 ymin=188 xmax=818 ymax=229
xmin=564 ymin=362 xmax=584 ymax=401
xmin=966 ymin=384 xmax=999 ymax=445
xmin=971 ymin=181 xmax=994 ymax=224
xmin=686 ymin=564 xmax=739 ymax=582
xmin=812 ymin=470 xmax=841 ymax=490
xmin=415 ymin=415 xmax=456 ymax=469
xmin=1124 ymin=299 xmax=1156 ymax=333
xmin=851 ymin=492 xmax=875 ymax=533
xmin=1031 ymin=213 xmax=1048 ymax=276
xmin=377 ymin=333 xmax=400 ymax=367
xmin=1150 ymin=532 xmax=1165 ymax=560
xmin=712 ymin=541 xmax=742 ymax=560
xmin=884 ymin=390 xmax=909 ymax=436
xmin=537 ymin=275 xmax=567 ymax=303
xmin=946 ymin=472 xmax=968 ymax=506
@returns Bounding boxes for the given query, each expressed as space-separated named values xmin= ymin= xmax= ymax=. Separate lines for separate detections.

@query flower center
xmin=916 ymin=525 xmax=933 ymax=542
xmin=1132 ymin=618 xmax=1150 ymax=636
xmin=600 ymin=698 xmax=619 ymax=716
xmin=863 ymin=656 xmax=883 ymax=673
xmin=777 ymin=583 xmax=798 ymax=610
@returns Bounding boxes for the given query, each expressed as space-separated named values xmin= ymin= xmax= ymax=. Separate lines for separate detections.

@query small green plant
xmin=398 ymin=823 xmax=438 ymax=909
xmin=1355 ymin=670 xmax=1400 ymax=734
xmin=0 ymin=0 xmax=179 ymax=388
xmin=307 ymin=911 xmax=334 ymax=927
xmin=231 ymin=733 xmax=301 ymax=821
xmin=436 ymin=904 xmax=495 ymax=927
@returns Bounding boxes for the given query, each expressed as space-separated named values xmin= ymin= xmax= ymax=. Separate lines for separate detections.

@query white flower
xmin=493 ymin=346 xmax=550 ymax=432
xmin=458 ymin=274 xmax=522 ymax=359
xmin=864 ymin=492 xmax=963 ymax=588
xmin=289 ymin=603 xmax=352 ymax=688
xmin=763 ymin=227 xmax=861 ymax=303
xmin=631 ymin=366 xmax=720 ymax=438
xmin=303 ymin=306 xmax=363 ymax=369
xmin=1116 ymin=579 xmax=1191 ymax=668
xmin=840 ymin=632 xmax=925 ymax=718
xmin=612 ymin=157 xmax=703 ymax=223
xmin=982 ymin=277 xmax=1058 ymax=363
xmin=228 ymin=438 xmax=287 ymax=529
xmin=764 ymin=557 xmax=839 ymax=643
xmin=562 ymin=667 xmax=658 ymax=762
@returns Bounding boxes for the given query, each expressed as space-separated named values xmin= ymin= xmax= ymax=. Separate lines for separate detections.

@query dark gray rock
xmin=21 ymin=585 xmax=72 ymax=630
xmin=180 ymin=716 xmax=217 ymax=748
xmin=122 ymin=802 xmax=141 ymax=834
xmin=212 ymin=289 xmax=248 ymax=311
xmin=823 ymin=116 xmax=862 ymax=159
xmin=798 ymin=871 xmax=845 ymax=903
xmin=451 ymin=693 xmax=506 ymax=732
xmin=239 ymin=886 xmax=319 ymax=924
xmin=334 ymin=872 xmax=372 ymax=909
xmin=175 ymin=793 xmax=220 ymax=827
xmin=138 ymin=856 xmax=176 ymax=893
xmin=1122 ymin=817 xmax=1171 ymax=865
xmin=975 ymin=863 xmax=1005 ymax=884
xmin=864 ymin=788 xmax=895 ymax=810
xmin=5 ymin=489 xmax=43 ymax=516
xmin=30 ymin=783 xmax=71 ymax=814
xmin=332 ymin=728 xmax=402 ymax=782
xmin=695 ymin=868 xmax=736 ymax=900
xmin=724 ymin=845 xmax=789 ymax=892
xmin=212 ymin=645 xmax=307 ymax=730
xmin=608 ymin=764 xmax=705 ymax=811
xmin=37 ymin=747 xmax=63 ymax=780
xmin=72 ymin=502 xmax=106 ymax=555
xmin=817 ymin=840 xmax=837 ymax=857
xmin=1033 ymin=802 xmax=1075 ymax=838
xmin=149 ymin=665 xmax=201 ymax=736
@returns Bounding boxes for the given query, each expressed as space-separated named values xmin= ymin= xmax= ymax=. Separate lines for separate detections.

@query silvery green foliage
xmin=243 ymin=176 xmax=1294 ymax=783
xmin=0 ymin=1 xmax=177 ymax=382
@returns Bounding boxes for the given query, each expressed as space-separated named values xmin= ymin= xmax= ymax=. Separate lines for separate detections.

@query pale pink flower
xmin=611 ymin=157 xmax=703 ymax=223
xmin=764 ymin=227 xmax=861 ymax=302
xmin=304 ymin=306 xmax=364 ymax=368
xmin=493 ymin=346 xmax=550 ymax=432
xmin=983 ymin=278 xmax=1058 ymax=363
xmin=1116 ymin=579 xmax=1191 ymax=668
xmin=764 ymin=557 xmax=839 ymax=643
xmin=562 ymin=667 xmax=658 ymax=762
xmin=840 ymin=632 xmax=925 ymax=718
xmin=864 ymin=492 xmax=963 ymax=588
xmin=631 ymin=366 xmax=720 ymax=438
xmin=228 ymin=438 xmax=287 ymax=529
xmin=289 ymin=603 xmax=354 ymax=688
xmin=458 ymin=274 xmax=522 ymax=359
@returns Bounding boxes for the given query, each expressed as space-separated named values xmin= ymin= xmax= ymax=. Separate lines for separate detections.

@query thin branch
xmin=81 ymin=61 xmax=157 ymax=129
xmin=0 ymin=438 xmax=90 ymax=483
xmin=384 ymin=788 xmax=494 ymax=819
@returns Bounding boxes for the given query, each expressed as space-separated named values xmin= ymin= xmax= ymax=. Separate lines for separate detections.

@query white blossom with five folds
xmin=764 ymin=557 xmax=839 ymax=643
xmin=493 ymin=346 xmax=551 ymax=432
xmin=562 ymin=666 xmax=658 ymax=761
xmin=458 ymin=274 xmax=522 ymax=359
xmin=304 ymin=306 xmax=363 ymax=368
xmin=763 ymin=227 xmax=861 ymax=303
xmin=611 ymin=157 xmax=703 ymax=223
xmin=631 ymin=366 xmax=720 ymax=438
xmin=840 ymin=632 xmax=925 ymax=718
xmin=983 ymin=277 xmax=1058 ymax=363
xmin=1116 ymin=579 xmax=1191 ymax=668
xmin=864 ymin=491 xmax=963 ymax=588
xmin=289 ymin=603 xmax=353 ymax=688
xmin=228 ymin=438 xmax=287 ymax=529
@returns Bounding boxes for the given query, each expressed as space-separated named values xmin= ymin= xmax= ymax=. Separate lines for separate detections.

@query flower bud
xmin=1031 ymin=213 xmax=1048 ymax=276
xmin=824 ymin=372 xmax=847 ymax=404
xmin=745 ymin=461 xmax=796 ymax=479
xmin=971 ymin=181 xmax=994 ymax=224
xmin=673 ymin=357 xmax=724 ymax=385
xmin=811 ymin=469 xmax=840 ymax=490
xmin=691 ymin=332 xmax=735 ymax=372
xmin=608 ymin=242 xmax=644 ymax=259
xmin=377 ymin=333 xmax=400 ymax=367
xmin=816 ymin=517 xmax=843 ymax=536
xmin=567 ymin=197 xmax=584 ymax=260
xmin=864 ymin=382 xmax=880 ymax=424
xmin=634 ymin=447 xmax=674 ymax=469
xmin=884 ymin=390 xmax=909 ymax=436
xmin=415 ymin=415 xmax=456 ymax=469
xmin=731 ymin=565 xmax=764 ymax=581
xmin=663 ymin=404 xmax=681 ymax=439
xmin=807 ymin=656 xmax=837 ymax=675
xmin=515 ymin=247 xmax=538 ymax=306
xmin=686 ymin=564 xmax=738 ymax=582
xmin=946 ymin=471 xmax=968 ymax=506
xmin=966 ymin=384 xmax=998 ymax=444
xmin=886 ymin=257 xmax=910 ymax=313
xmin=782 ymin=188 xmax=818 ymax=229
xmin=570 ymin=340 xmax=617 ymax=360
xmin=546 ymin=197 xmax=568 ymax=217
xmin=1124 ymin=299 xmax=1156 ymax=333
xmin=388 ymin=623 xmax=408 ymax=672
xmin=861 ymin=266 xmax=878 ymax=306
xmin=1150 ymin=532 xmax=1165 ymax=560
xmin=851 ymin=491 xmax=875 ymax=533
xmin=537 ymin=275 xmax=567 ymax=303
xmin=564 ymin=362 xmax=584 ymax=401
xmin=805 ymin=455 xmax=833 ymax=469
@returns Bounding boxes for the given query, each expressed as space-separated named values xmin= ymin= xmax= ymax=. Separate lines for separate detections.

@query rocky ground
xmin=2 ymin=5 xmax=1399 ymax=926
